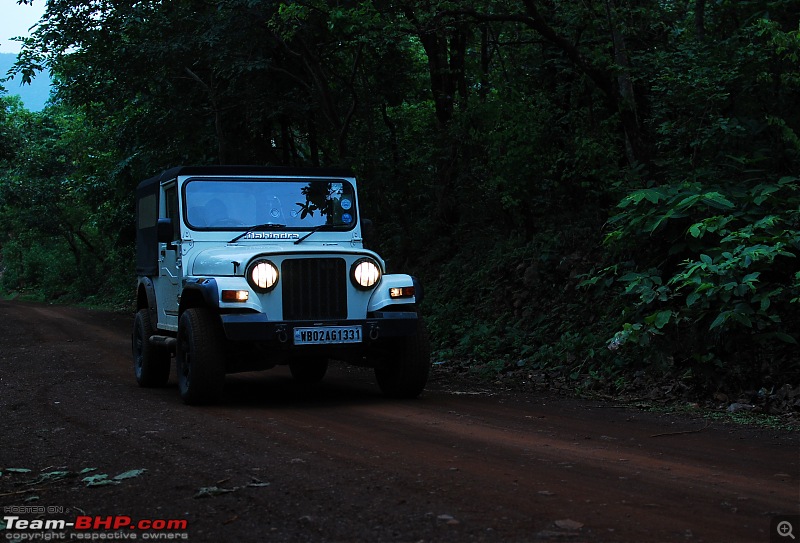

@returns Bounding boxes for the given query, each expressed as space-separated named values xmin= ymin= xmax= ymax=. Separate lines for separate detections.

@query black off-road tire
xmin=374 ymin=319 xmax=431 ymax=399
xmin=132 ymin=309 xmax=171 ymax=387
xmin=289 ymin=358 xmax=329 ymax=383
xmin=176 ymin=308 xmax=226 ymax=405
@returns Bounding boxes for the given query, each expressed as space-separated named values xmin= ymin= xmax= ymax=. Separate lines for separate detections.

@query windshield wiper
xmin=294 ymin=224 xmax=335 ymax=245
xmin=228 ymin=223 xmax=287 ymax=243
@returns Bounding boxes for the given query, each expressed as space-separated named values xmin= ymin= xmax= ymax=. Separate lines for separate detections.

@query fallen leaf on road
xmin=114 ymin=469 xmax=146 ymax=481
xmin=555 ymin=519 xmax=584 ymax=530
xmin=83 ymin=474 xmax=119 ymax=487
xmin=193 ymin=486 xmax=236 ymax=498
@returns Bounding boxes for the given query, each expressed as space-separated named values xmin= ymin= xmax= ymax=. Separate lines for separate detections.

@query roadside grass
xmin=634 ymin=401 xmax=800 ymax=433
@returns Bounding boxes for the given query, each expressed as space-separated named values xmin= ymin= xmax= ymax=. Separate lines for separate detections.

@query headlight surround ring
xmin=350 ymin=258 xmax=381 ymax=290
xmin=246 ymin=259 xmax=279 ymax=292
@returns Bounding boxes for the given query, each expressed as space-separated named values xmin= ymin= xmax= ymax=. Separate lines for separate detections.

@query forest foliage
xmin=1 ymin=0 xmax=798 ymax=396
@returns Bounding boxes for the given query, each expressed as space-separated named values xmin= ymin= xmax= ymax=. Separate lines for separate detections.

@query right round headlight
xmin=247 ymin=259 xmax=279 ymax=292
xmin=351 ymin=258 xmax=381 ymax=290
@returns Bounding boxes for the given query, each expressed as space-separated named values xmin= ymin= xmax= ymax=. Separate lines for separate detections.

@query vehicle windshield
xmin=183 ymin=178 xmax=357 ymax=231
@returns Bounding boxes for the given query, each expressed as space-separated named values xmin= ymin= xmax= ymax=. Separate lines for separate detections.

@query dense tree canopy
xmin=2 ymin=0 xmax=798 ymax=395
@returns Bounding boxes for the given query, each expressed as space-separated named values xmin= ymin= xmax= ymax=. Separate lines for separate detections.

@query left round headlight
xmin=351 ymin=258 xmax=381 ymax=290
xmin=247 ymin=259 xmax=279 ymax=292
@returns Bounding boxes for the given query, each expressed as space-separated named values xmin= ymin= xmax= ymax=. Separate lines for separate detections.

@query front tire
xmin=132 ymin=309 xmax=171 ymax=387
xmin=176 ymin=308 xmax=226 ymax=405
xmin=374 ymin=319 xmax=431 ymax=398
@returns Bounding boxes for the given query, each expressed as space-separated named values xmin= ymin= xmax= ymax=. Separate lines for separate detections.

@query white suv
xmin=132 ymin=166 xmax=429 ymax=404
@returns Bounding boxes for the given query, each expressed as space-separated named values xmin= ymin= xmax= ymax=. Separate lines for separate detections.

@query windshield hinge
xmin=181 ymin=236 xmax=194 ymax=256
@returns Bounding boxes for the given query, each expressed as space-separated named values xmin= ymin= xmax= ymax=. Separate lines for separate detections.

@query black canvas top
xmin=135 ymin=165 xmax=355 ymax=193
xmin=135 ymin=171 xmax=162 ymax=276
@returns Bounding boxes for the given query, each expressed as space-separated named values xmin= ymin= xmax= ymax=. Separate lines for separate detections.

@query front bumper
xmin=220 ymin=310 xmax=419 ymax=343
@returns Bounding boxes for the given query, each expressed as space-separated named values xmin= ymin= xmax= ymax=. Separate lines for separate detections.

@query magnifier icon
xmin=778 ymin=520 xmax=796 ymax=539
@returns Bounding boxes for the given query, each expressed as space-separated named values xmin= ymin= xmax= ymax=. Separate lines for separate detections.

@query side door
xmin=154 ymin=182 xmax=182 ymax=332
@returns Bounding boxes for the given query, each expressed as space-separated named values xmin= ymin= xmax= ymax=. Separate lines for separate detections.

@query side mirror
xmin=361 ymin=218 xmax=376 ymax=249
xmin=157 ymin=218 xmax=175 ymax=244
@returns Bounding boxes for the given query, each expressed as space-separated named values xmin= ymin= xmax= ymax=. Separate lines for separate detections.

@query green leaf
xmin=700 ymin=254 xmax=713 ymax=265
xmin=675 ymin=194 xmax=701 ymax=210
xmin=709 ymin=311 xmax=729 ymax=330
xmin=641 ymin=188 xmax=665 ymax=204
xmin=701 ymin=192 xmax=735 ymax=210
xmin=620 ymin=188 xmax=666 ymax=207
xmin=645 ymin=310 xmax=673 ymax=329
xmin=732 ymin=312 xmax=753 ymax=328
xmin=773 ymin=332 xmax=798 ymax=344
xmin=741 ymin=272 xmax=760 ymax=284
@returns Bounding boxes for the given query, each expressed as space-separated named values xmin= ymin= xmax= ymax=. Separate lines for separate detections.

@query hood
xmin=191 ymin=244 xmax=374 ymax=276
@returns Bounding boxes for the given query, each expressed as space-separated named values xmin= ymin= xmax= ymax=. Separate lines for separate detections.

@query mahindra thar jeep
xmin=132 ymin=166 xmax=430 ymax=404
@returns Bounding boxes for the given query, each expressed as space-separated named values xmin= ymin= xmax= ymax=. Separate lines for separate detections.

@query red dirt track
xmin=1 ymin=300 xmax=797 ymax=542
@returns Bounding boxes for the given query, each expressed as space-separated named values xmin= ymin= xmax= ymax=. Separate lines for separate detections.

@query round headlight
xmin=247 ymin=259 xmax=279 ymax=292
xmin=351 ymin=258 xmax=381 ymax=290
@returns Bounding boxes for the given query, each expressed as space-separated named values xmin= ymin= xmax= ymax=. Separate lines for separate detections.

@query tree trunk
xmin=509 ymin=0 xmax=648 ymax=168
xmin=400 ymin=7 xmax=462 ymax=223
xmin=604 ymin=0 xmax=644 ymax=167
xmin=280 ymin=118 xmax=291 ymax=165
xmin=450 ymin=25 xmax=469 ymax=110
xmin=308 ymin=113 xmax=320 ymax=167
xmin=695 ymin=0 xmax=706 ymax=41
xmin=402 ymin=7 xmax=456 ymax=128
xmin=184 ymin=67 xmax=227 ymax=164
xmin=479 ymin=24 xmax=491 ymax=102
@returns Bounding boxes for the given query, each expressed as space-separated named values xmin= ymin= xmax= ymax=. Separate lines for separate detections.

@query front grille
xmin=282 ymin=258 xmax=347 ymax=320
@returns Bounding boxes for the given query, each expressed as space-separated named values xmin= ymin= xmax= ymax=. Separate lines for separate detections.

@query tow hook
xmin=369 ymin=324 xmax=380 ymax=340
xmin=276 ymin=325 xmax=289 ymax=343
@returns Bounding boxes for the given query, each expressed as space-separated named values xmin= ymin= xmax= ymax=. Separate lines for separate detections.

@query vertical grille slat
xmin=282 ymin=258 xmax=347 ymax=320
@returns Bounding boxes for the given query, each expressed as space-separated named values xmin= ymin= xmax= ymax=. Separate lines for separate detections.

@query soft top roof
xmin=136 ymin=165 xmax=356 ymax=193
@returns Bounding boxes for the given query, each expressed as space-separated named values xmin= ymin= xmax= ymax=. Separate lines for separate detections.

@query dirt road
xmin=0 ymin=300 xmax=797 ymax=542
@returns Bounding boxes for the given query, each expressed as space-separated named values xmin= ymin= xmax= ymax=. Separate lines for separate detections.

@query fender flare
xmin=179 ymin=278 xmax=220 ymax=313
xmin=368 ymin=273 xmax=424 ymax=312
xmin=137 ymin=277 xmax=158 ymax=325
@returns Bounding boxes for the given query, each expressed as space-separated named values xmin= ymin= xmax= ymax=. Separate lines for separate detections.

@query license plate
xmin=293 ymin=326 xmax=362 ymax=345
